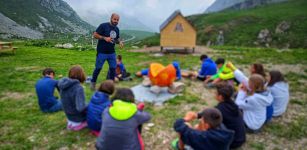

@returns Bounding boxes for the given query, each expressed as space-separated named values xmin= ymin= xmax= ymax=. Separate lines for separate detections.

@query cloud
xmin=64 ymin=0 xmax=216 ymax=31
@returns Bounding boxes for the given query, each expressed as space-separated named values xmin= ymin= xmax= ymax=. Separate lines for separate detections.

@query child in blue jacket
xmin=197 ymin=54 xmax=217 ymax=81
xmin=35 ymin=68 xmax=62 ymax=113
xmin=87 ymin=80 xmax=114 ymax=136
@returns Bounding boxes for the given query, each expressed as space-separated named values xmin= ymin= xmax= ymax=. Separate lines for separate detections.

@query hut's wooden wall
xmin=160 ymin=15 xmax=196 ymax=48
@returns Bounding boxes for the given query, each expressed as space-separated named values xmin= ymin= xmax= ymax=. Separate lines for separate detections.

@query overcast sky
xmin=64 ymin=0 xmax=215 ymax=31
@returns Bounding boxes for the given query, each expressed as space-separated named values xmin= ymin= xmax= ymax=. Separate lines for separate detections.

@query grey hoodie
xmin=235 ymin=90 xmax=273 ymax=130
xmin=268 ymin=82 xmax=289 ymax=116
xmin=58 ymin=78 xmax=87 ymax=122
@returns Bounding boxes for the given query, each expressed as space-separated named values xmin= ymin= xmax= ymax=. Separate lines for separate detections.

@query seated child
xmin=204 ymin=58 xmax=235 ymax=87
xmin=87 ymin=80 xmax=114 ymax=136
xmin=227 ymin=62 xmax=273 ymax=122
xmin=215 ymin=83 xmax=246 ymax=149
xmin=173 ymin=108 xmax=234 ymax=150
xmin=135 ymin=61 xmax=182 ymax=81
xmin=108 ymin=55 xmax=131 ymax=81
xmin=235 ymin=74 xmax=273 ymax=132
xmin=228 ymin=62 xmax=266 ymax=88
xmin=267 ymin=70 xmax=289 ymax=117
xmin=58 ymin=65 xmax=88 ymax=131
xmin=185 ymin=54 xmax=217 ymax=81
xmin=35 ymin=68 xmax=62 ymax=113
xmin=96 ymin=88 xmax=151 ymax=150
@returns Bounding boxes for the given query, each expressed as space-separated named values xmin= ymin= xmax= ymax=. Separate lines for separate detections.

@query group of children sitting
xmin=172 ymin=55 xmax=289 ymax=149
xmin=36 ymin=66 xmax=151 ymax=150
xmin=35 ymin=53 xmax=289 ymax=150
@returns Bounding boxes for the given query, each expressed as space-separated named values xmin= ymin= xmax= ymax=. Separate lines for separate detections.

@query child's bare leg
xmin=212 ymin=78 xmax=221 ymax=84
xmin=135 ymin=71 xmax=142 ymax=77
xmin=184 ymin=122 xmax=193 ymax=127
xmin=196 ymin=121 xmax=207 ymax=131
xmin=204 ymin=78 xmax=210 ymax=84
xmin=178 ymin=134 xmax=185 ymax=150
xmin=181 ymin=71 xmax=191 ymax=78
xmin=194 ymin=124 xmax=200 ymax=130
xmin=176 ymin=123 xmax=192 ymax=150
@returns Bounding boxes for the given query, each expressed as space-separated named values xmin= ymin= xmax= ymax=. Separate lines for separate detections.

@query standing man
xmin=91 ymin=13 xmax=124 ymax=90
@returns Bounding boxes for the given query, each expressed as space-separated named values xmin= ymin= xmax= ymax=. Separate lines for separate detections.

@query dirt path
xmin=129 ymin=45 xmax=214 ymax=54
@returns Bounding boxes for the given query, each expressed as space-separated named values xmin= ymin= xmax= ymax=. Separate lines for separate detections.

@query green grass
xmin=211 ymin=46 xmax=307 ymax=64
xmin=249 ymin=142 xmax=265 ymax=150
xmin=0 ymin=42 xmax=307 ymax=149
xmin=265 ymin=116 xmax=307 ymax=140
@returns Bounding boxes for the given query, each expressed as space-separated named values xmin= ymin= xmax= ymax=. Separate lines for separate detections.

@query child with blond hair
xmin=235 ymin=74 xmax=273 ymax=132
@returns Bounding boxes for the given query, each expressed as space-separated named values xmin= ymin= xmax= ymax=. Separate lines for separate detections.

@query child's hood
xmin=90 ymin=91 xmax=110 ymax=105
xmin=220 ymin=101 xmax=240 ymax=116
xmin=268 ymin=81 xmax=289 ymax=91
xmin=221 ymin=63 xmax=232 ymax=73
xmin=253 ymin=90 xmax=273 ymax=106
xmin=109 ymin=100 xmax=137 ymax=121
xmin=172 ymin=61 xmax=180 ymax=70
xmin=57 ymin=77 xmax=80 ymax=90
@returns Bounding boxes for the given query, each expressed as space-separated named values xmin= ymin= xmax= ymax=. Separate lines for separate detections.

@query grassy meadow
xmin=0 ymin=43 xmax=306 ymax=149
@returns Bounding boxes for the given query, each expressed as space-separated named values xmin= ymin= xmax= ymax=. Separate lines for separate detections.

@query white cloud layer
xmin=64 ymin=0 xmax=215 ymax=31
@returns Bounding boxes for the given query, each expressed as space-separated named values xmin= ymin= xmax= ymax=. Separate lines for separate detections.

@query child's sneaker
xmin=205 ymin=82 xmax=215 ymax=88
xmin=91 ymin=130 xmax=100 ymax=137
xmin=171 ymin=138 xmax=179 ymax=150
xmin=85 ymin=76 xmax=92 ymax=84
xmin=137 ymin=102 xmax=145 ymax=111
xmin=67 ymin=121 xmax=88 ymax=131
xmin=171 ymin=138 xmax=194 ymax=150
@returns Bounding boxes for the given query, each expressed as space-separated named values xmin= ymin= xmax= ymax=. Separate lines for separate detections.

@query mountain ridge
xmin=0 ymin=0 xmax=95 ymax=39
xmin=205 ymin=0 xmax=287 ymax=13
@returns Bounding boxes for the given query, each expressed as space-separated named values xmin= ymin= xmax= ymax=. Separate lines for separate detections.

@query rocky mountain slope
xmin=0 ymin=0 xmax=94 ymax=39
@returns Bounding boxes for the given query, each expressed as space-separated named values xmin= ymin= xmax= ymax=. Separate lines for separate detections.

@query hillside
xmin=188 ymin=0 xmax=307 ymax=48
xmin=205 ymin=0 xmax=287 ymax=13
xmin=0 ymin=0 xmax=94 ymax=39
xmin=225 ymin=0 xmax=288 ymax=11
xmin=205 ymin=0 xmax=245 ymax=13
xmin=121 ymin=30 xmax=155 ymax=43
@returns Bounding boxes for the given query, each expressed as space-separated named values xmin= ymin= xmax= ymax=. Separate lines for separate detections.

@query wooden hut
xmin=159 ymin=10 xmax=197 ymax=52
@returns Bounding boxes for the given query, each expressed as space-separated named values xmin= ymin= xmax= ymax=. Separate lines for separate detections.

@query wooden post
xmin=91 ymin=36 xmax=94 ymax=48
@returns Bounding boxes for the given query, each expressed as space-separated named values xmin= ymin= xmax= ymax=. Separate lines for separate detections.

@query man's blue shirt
xmin=96 ymin=22 xmax=120 ymax=54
